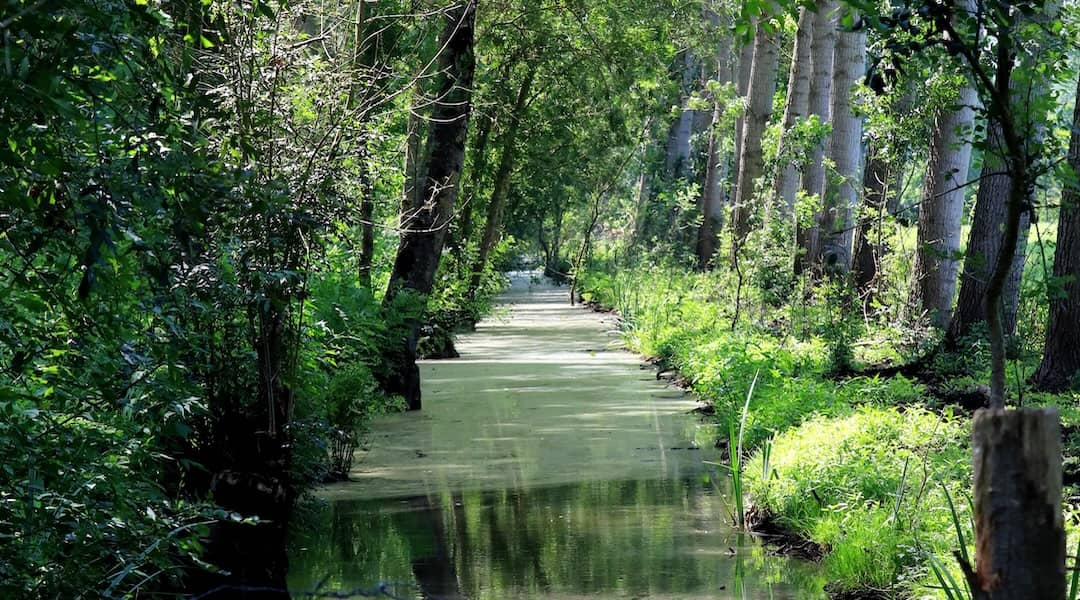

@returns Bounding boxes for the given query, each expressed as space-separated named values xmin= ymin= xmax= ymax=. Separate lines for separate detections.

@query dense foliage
xmin=3 ymin=0 xmax=1079 ymax=596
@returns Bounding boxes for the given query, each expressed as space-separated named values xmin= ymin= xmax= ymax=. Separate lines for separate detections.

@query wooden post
xmin=971 ymin=408 xmax=1065 ymax=599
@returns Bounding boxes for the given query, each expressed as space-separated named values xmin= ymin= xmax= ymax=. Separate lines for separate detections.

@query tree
xmin=730 ymin=16 xmax=780 ymax=257
xmin=817 ymin=12 xmax=866 ymax=273
xmin=1031 ymin=73 xmax=1080 ymax=391
xmin=382 ymin=2 xmax=478 ymax=410
xmin=912 ymin=80 xmax=978 ymax=328
xmin=664 ymin=51 xmax=702 ymax=182
xmin=696 ymin=29 xmax=734 ymax=269
xmin=470 ymin=67 xmax=537 ymax=295
xmin=774 ymin=7 xmax=814 ymax=216
xmin=795 ymin=0 xmax=837 ymax=273
xmin=939 ymin=0 xmax=1061 ymax=406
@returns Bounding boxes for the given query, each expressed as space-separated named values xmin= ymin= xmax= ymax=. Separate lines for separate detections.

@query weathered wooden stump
xmin=972 ymin=408 xmax=1065 ymax=599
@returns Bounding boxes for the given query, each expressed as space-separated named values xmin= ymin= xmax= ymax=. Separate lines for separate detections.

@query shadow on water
xmin=285 ymin=275 xmax=826 ymax=598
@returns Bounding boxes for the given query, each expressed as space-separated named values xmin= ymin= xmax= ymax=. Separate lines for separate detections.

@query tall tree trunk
xmin=794 ymin=0 xmax=837 ymax=274
xmin=912 ymin=84 xmax=978 ymax=327
xmin=664 ymin=51 xmax=698 ymax=182
xmin=730 ymin=19 xmax=780 ymax=257
xmin=358 ymin=143 xmax=375 ymax=289
xmin=852 ymin=140 xmax=889 ymax=296
xmin=381 ymin=2 xmax=477 ymax=411
xmin=696 ymin=35 xmax=734 ymax=270
xmin=631 ymin=128 xmax=654 ymax=248
xmin=950 ymin=2 xmax=1055 ymax=360
xmin=470 ymin=68 xmax=536 ymax=295
xmin=453 ymin=110 xmax=495 ymax=256
xmin=732 ymin=33 xmax=754 ymax=200
xmin=818 ymin=22 xmax=866 ymax=273
xmin=1032 ymin=74 xmax=1080 ymax=391
xmin=775 ymin=7 xmax=814 ymax=217
xmin=950 ymin=127 xmax=1010 ymax=344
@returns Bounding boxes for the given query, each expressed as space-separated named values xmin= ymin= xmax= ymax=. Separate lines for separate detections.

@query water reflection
xmin=287 ymin=276 xmax=824 ymax=598
xmin=289 ymin=478 xmax=825 ymax=599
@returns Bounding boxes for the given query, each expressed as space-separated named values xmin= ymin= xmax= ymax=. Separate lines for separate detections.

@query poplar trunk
xmin=775 ymin=7 xmax=813 ymax=216
xmin=913 ymin=84 xmax=977 ymax=328
xmin=795 ymin=0 xmax=837 ymax=274
xmin=696 ymin=33 xmax=733 ymax=270
xmin=730 ymin=21 xmax=780 ymax=255
xmin=818 ymin=23 xmax=865 ymax=273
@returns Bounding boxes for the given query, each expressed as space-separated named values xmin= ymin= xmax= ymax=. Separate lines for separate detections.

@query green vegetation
xmin=580 ymin=259 xmax=1080 ymax=597
xmin=5 ymin=0 xmax=1079 ymax=595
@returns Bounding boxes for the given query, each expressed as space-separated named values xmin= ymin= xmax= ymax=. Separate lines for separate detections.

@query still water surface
xmin=288 ymin=275 xmax=825 ymax=598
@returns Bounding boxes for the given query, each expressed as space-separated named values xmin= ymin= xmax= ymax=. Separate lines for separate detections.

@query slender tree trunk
xmin=470 ymin=68 xmax=536 ymax=295
xmin=631 ymin=130 xmax=654 ymax=247
xmin=694 ymin=9 xmax=732 ymax=270
xmin=1032 ymin=74 xmax=1080 ymax=391
xmin=950 ymin=2 xmax=1055 ymax=361
xmin=381 ymin=2 xmax=477 ymax=411
xmin=358 ymin=146 xmax=375 ymax=288
xmin=730 ymin=20 xmax=780 ymax=257
xmin=454 ymin=110 xmax=494 ymax=255
xmin=664 ymin=51 xmax=698 ymax=182
xmin=818 ymin=22 xmax=866 ymax=273
xmin=795 ymin=0 xmax=837 ymax=274
xmin=732 ymin=33 xmax=754 ymax=200
xmin=775 ymin=7 xmax=813 ymax=216
xmin=912 ymin=84 xmax=978 ymax=327
xmin=852 ymin=140 xmax=889 ymax=296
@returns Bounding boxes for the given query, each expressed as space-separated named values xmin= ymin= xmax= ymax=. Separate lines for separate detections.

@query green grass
xmin=578 ymin=261 xmax=1078 ymax=598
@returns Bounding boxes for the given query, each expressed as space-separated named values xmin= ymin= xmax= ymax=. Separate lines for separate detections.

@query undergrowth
xmin=578 ymin=263 xmax=1079 ymax=599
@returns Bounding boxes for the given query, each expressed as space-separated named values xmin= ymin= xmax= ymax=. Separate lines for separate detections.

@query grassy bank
xmin=579 ymin=264 xmax=1079 ymax=598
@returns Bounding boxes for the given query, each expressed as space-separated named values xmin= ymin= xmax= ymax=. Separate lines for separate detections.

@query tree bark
xmin=469 ymin=68 xmax=536 ymax=295
xmin=696 ymin=35 xmax=733 ymax=270
xmin=852 ymin=140 xmax=889 ymax=297
xmin=1032 ymin=74 xmax=1080 ymax=391
xmin=358 ymin=150 xmax=375 ymax=288
xmin=794 ymin=0 xmax=837 ymax=274
xmin=664 ymin=51 xmax=699 ymax=182
xmin=912 ymin=83 xmax=978 ymax=328
xmin=948 ymin=123 xmax=1032 ymax=349
xmin=817 ymin=21 xmax=865 ymax=273
xmin=732 ymin=32 xmax=754 ymax=200
xmin=971 ymin=408 xmax=1065 ymax=599
xmin=453 ymin=110 xmax=495 ymax=255
xmin=775 ymin=7 xmax=814 ymax=217
xmin=381 ymin=2 xmax=477 ymax=411
xmin=730 ymin=19 xmax=780 ymax=257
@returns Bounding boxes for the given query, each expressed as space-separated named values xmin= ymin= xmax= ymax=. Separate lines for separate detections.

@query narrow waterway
xmin=288 ymin=274 xmax=825 ymax=599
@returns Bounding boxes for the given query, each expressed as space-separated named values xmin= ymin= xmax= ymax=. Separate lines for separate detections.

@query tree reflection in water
xmin=288 ymin=477 xmax=825 ymax=599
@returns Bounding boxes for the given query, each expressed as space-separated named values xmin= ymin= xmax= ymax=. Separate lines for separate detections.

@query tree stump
xmin=972 ymin=408 xmax=1065 ymax=599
